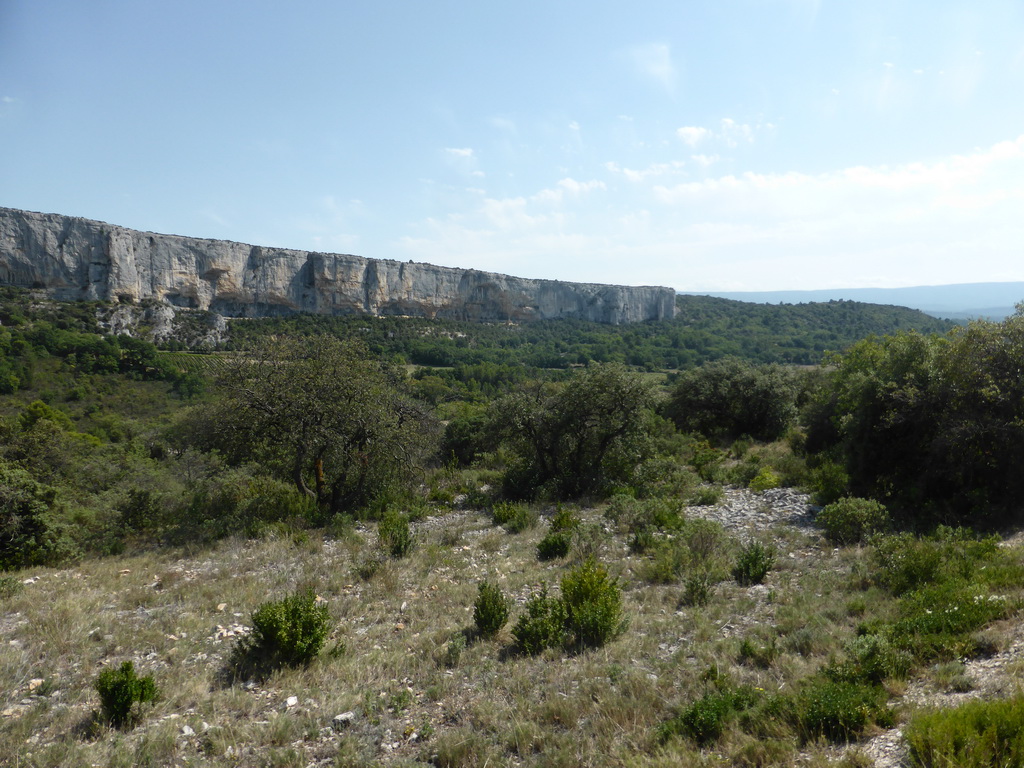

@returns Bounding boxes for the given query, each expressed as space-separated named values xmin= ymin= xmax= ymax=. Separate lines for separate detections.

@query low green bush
xmin=491 ymin=501 xmax=537 ymax=533
xmin=549 ymin=505 xmax=580 ymax=532
xmin=825 ymin=634 xmax=913 ymax=684
xmin=659 ymin=688 xmax=760 ymax=746
xmin=560 ymin=558 xmax=626 ymax=649
xmin=247 ymin=588 xmax=331 ymax=668
xmin=871 ymin=527 xmax=1001 ymax=596
xmin=681 ymin=517 xmax=730 ymax=566
xmin=738 ymin=636 xmax=779 ymax=669
xmin=473 ymin=581 xmax=511 ymax=638
xmin=378 ymin=511 xmax=413 ymax=558
xmin=733 ymin=541 xmax=776 ymax=586
xmin=817 ymin=497 xmax=890 ymax=545
xmin=95 ymin=661 xmax=158 ymax=728
xmin=809 ymin=461 xmax=849 ymax=506
xmin=688 ymin=484 xmax=724 ymax=506
xmin=792 ymin=679 xmax=892 ymax=743
xmin=512 ymin=586 xmax=566 ymax=655
xmin=888 ymin=583 xmax=1010 ymax=662
xmin=537 ymin=530 xmax=572 ymax=560
xmin=905 ymin=696 xmax=1024 ymax=768
xmin=682 ymin=572 xmax=714 ymax=607
xmin=748 ymin=467 xmax=781 ymax=492
xmin=537 ymin=506 xmax=580 ymax=560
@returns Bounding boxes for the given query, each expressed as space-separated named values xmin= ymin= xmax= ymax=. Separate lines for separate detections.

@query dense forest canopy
xmin=223 ymin=294 xmax=953 ymax=369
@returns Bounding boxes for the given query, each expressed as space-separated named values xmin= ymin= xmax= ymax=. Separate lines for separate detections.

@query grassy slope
xmin=2 ymin=501 xmax=1021 ymax=767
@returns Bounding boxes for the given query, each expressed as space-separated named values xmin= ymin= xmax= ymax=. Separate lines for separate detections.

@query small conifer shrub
xmin=248 ymin=588 xmax=331 ymax=667
xmin=94 ymin=661 xmax=158 ymax=728
xmin=537 ymin=505 xmax=579 ymax=560
xmin=378 ymin=511 xmax=413 ymax=558
xmin=512 ymin=586 xmax=566 ymax=655
xmin=560 ymin=558 xmax=627 ymax=649
xmin=733 ymin=541 xmax=776 ymax=586
xmin=473 ymin=581 xmax=511 ymax=638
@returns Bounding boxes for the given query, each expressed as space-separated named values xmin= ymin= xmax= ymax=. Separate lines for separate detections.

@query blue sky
xmin=2 ymin=1 xmax=1023 ymax=291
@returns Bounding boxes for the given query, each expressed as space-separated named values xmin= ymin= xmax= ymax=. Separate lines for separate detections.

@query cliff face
xmin=0 ymin=208 xmax=675 ymax=324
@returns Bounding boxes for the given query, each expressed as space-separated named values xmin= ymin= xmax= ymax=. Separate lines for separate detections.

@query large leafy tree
xmin=490 ymin=363 xmax=656 ymax=500
xmin=664 ymin=357 xmax=799 ymax=443
xmin=206 ymin=336 xmax=433 ymax=517
xmin=809 ymin=310 xmax=1024 ymax=527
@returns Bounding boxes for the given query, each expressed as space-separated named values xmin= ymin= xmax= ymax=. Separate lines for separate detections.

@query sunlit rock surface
xmin=0 ymin=208 xmax=675 ymax=324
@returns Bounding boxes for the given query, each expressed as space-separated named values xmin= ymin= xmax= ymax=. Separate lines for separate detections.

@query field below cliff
xmin=2 ymin=489 xmax=1022 ymax=768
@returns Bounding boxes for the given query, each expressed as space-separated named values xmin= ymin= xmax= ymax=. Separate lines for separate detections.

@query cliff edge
xmin=0 ymin=208 xmax=675 ymax=324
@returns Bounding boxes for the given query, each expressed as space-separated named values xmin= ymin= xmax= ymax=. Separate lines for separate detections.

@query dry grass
xmin=1 ymin=504 xmax=1021 ymax=767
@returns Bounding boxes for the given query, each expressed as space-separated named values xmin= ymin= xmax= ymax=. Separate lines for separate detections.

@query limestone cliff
xmin=0 ymin=208 xmax=675 ymax=324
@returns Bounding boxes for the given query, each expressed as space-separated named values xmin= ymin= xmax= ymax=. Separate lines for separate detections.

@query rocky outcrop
xmin=0 ymin=208 xmax=675 ymax=324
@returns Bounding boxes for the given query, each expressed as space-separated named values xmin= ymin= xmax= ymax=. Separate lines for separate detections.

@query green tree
xmin=204 ymin=336 xmax=434 ymax=518
xmin=665 ymin=357 xmax=799 ymax=442
xmin=0 ymin=463 xmax=74 ymax=570
xmin=490 ymin=363 xmax=656 ymax=500
xmin=808 ymin=313 xmax=1024 ymax=527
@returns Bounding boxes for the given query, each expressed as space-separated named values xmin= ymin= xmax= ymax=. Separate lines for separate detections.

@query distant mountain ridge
xmin=695 ymin=283 xmax=1024 ymax=321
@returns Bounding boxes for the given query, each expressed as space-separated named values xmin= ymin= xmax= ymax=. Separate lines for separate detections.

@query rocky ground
xmin=1 ymin=488 xmax=1021 ymax=767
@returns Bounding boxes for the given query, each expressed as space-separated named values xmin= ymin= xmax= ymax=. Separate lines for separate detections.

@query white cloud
xmin=677 ymin=119 xmax=756 ymax=149
xmin=395 ymin=136 xmax=1024 ymax=291
xmin=719 ymin=118 xmax=754 ymax=147
xmin=443 ymin=147 xmax=484 ymax=178
xmin=690 ymin=154 xmax=719 ymax=168
xmin=557 ymin=178 xmax=605 ymax=195
xmin=676 ymin=126 xmax=708 ymax=146
xmin=606 ymin=160 xmax=687 ymax=182
xmin=625 ymin=42 xmax=676 ymax=92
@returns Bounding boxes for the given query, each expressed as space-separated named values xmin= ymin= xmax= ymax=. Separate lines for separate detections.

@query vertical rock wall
xmin=0 ymin=207 xmax=675 ymax=324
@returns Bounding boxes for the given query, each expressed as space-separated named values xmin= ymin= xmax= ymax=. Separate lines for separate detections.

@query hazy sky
xmin=2 ymin=1 xmax=1023 ymax=291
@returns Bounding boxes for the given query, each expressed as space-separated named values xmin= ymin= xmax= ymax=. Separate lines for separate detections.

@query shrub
xmin=817 ymin=498 xmax=890 ymax=545
xmin=748 ymin=467 xmax=782 ymax=492
xmin=682 ymin=517 xmax=730 ymax=566
xmin=870 ymin=527 xmax=1000 ymax=596
xmin=738 ymin=636 xmax=779 ymax=669
xmin=491 ymin=501 xmax=537 ymax=533
xmin=0 ymin=464 xmax=76 ymax=570
xmin=905 ymin=695 xmax=1024 ymax=768
xmin=682 ymin=572 xmax=714 ymax=607
xmin=809 ymin=461 xmax=850 ymax=506
xmin=537 ymin=506 xmax=579 ymax=560
xmin=637 ymin=540 xmax=688 ymax=584
xmin=689 ymin=484 xmax=724 ymax=506
xmin=537 ymin=531 xmax=572 ymax=560
xmin=512 ymin=586 xmax=566 ymax=655
xmin=793 ymin=679 xmax=892 ymax=743
xmin=888 ymin=584 xmax=1010 ymax=661
xmin=549 ymin=505 xmax=580 ymax=532
xmin=440 ymin=633 xmax=467 ymax=668
xmin=473 ymin=581 xmax=511 ymax=638
xmin=489 ymin=364 xmax=657 ymax=500
xmin=659 ymin=688 xmax=760 ymax=746
xmin=825 ymin=634 xmax=913 ymax=684
xmin=248 ymin=588 xmax=331 ymax=667
xmin=95 ymin=661 xmax=158 ymax=728
xmin=378 ymin=511 xmax=413 ymax=558
xmin=733 ymin=541 xmax=776 ymax=586
xmin=560 ymin=559 xmax=626 ymax=649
